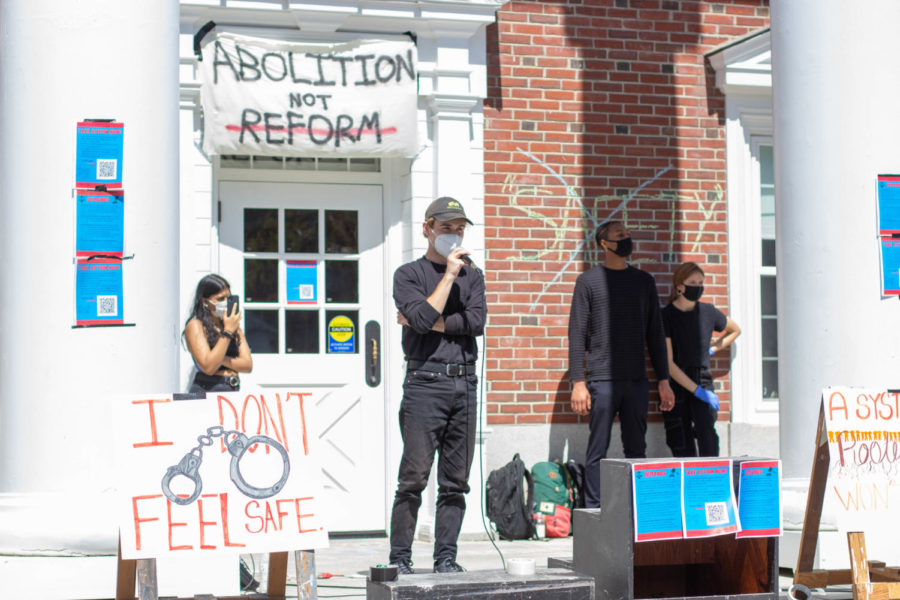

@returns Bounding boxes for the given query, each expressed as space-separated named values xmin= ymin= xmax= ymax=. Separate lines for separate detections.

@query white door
xmin=219 ymin=181 xmax=386 ymax=533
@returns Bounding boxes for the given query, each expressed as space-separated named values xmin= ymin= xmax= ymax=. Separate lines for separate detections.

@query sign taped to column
xmin=76 ymin=257 xmax=123 ymax=325
xmin=199 ymin=32 xmax=420 ymax=157
xmin=877 ymin=175 xmax=900 ymax=295
xmin=114 ymin=390 xmax=329 ymax=559
xmin=822 ymin=386 xmax=900 ymax=564
xmin=76 ymin=189 xmax=124 ymax=257
xmin=75 ymin=121 xmax=124 ymax=189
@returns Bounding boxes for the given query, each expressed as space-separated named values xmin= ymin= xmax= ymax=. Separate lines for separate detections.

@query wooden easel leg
xmin=848 ymin=532 xmax=870 ymax=600
xmin=116 ymin=537 xmax=136 ymax=600
xmin=296 ymin=550 xmax=317 ymax=600
xmin=135 ymin=558 xmax=158 ymax=600
xmin=795 ymin=403 xmax=829 ymax=583
xmin=267 ymin=551 xmax=289 ymax=598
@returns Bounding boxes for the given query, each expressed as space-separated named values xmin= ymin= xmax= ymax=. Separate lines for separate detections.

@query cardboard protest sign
xmin=200 ymin=32 xmax=419 ymax=157
xmin=114 ymin=390 xmax=328 ymax=559
xmin=822 ymin=386 xmax=900 ymax=563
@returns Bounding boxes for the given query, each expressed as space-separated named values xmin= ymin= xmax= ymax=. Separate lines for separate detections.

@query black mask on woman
xmin=607 ymin=236 xmax=633 ymax=258
xmin=682 ymin=284 xmax=704 ymax=301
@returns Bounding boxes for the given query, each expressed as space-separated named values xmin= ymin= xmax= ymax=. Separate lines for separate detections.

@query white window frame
xmin=710 ymin=30 xmax=778 ymax=426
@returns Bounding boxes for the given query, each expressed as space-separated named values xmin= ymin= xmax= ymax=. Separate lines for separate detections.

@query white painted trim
xmin=722 ymin=91 xmax=777 ymax=426
xmin=181 ymin=0 xmax=502 ymax=36
xmin=709 ymin=30 xmax=772 ymax=97
xmin=713 ymin=29 xmax=778 ymax=427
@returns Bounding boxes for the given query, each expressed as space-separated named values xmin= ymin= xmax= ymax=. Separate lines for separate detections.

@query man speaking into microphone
xmin=389 ymin=197 xmax=486 ymax=574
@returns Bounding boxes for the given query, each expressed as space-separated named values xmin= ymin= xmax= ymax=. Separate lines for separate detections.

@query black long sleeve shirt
xmin=393 ymin=257 xmax=486 ymax=364
xmin=567 ymin=265 xmax=669 ymax=382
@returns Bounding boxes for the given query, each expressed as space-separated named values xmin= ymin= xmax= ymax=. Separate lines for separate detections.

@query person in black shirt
xmin=388 ymin=197 xmax=486 ymax=575
xmin=661 ymin=262 xmax=741 ymax=456
xmin=568 ymin=220 xmax=674 ymax=508
xmin=183 ymin=274 xmax=252 ymax=392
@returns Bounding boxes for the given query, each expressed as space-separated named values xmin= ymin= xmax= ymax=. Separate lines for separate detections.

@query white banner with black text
xmin=200 ymin=32 xmax=419 ymax=158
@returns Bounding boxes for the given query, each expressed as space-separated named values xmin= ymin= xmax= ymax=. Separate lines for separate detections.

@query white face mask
xmin=211 ymin=300 xmax=227 ymax=319
xmin=433 ymin=233 xmax=463 ymax=258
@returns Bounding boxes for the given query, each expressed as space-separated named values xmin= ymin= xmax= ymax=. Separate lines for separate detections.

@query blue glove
xmin=694 ymin=386 xmax=719 ymax=410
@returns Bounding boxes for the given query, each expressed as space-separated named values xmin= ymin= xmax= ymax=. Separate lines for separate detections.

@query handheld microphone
xmin=460 ymin=253 xmax=482 ymax=274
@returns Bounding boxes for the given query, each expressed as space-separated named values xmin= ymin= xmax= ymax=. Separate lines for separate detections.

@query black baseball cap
xmin=425 ymin=196 xmax=473 ymax=224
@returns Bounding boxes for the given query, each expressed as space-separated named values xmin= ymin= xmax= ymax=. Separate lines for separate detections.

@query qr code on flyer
xmin=299 ymin=284 xmax=314 ymax=299
xmin=97 ymin=295 xmax=118 ymax=317
xmin=96 ymin=159 xmax=117 ymax=180
xmin=704 ymin=501 xmax=728 ymax=526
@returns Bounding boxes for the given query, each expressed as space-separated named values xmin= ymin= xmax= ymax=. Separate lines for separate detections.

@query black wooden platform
xmin=366 ymin=567 xmax=594 ymax=600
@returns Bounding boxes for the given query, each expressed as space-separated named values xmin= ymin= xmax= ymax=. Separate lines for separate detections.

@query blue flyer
xmin=736 ymin=460 xmax=782 ymax=538
xmin=76 ymin=121 xmax=124 ymax=189
xmin=632 ymin=462 xmax=684 ymax=541
xmin=287 ymin=261 xmax=317 ymax=304
xmin=76 ymin=258 xmax=124 ymax=325
xmin=877 ymin=175 xmax=900 ymax=234
xmin=682 ymin=459 xmax=740 ymax=538
xmin=880 ymin=238 xmax=900 ymax=296
xmin=76 ymin=190 xmax=124 ymax=256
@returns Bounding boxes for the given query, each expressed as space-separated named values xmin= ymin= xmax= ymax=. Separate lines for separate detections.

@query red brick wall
xmin=483 ymin=0 xmax=769 ymax=426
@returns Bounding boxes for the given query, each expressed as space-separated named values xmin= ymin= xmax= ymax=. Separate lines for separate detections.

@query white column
xmin=0 ymin=0 xmax=180 ymax=554
xmin=771 ymin=0 xmax=900 ymax=479
xmin=772 ymin=3 xmax=900 ymax=569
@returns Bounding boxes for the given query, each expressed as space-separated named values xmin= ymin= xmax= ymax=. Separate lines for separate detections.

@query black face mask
xmin=606 ymin=236 xmax=633 ymax=258
xmin=682 ymin=285 xmax=704 ymax=301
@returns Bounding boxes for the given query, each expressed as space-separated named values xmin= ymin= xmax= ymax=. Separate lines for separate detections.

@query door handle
xmin=364 ymin=320 xmax=381 ymax=387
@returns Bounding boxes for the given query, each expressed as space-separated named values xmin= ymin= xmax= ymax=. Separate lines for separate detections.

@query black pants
xmin=389 ymin=370 xmax=477 ymax=564
xmin=584 ymin=379 xmax=649 ymax=509
xmin=663 ymin=375 xmax=719 ymax=457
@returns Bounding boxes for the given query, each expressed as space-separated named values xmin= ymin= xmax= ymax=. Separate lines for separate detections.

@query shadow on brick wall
xmin=482 ymin=0 xmax=768 ymax=442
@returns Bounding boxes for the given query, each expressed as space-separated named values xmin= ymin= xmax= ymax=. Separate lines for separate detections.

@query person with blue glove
xmin=659 ymin=262 xmax=741 ymax=456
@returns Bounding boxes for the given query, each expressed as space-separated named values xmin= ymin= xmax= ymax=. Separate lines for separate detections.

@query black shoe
xmin=433 ymin=558 xmax=465 ymax=573
xmin=393 ymin=559 xmax=414 ymax=575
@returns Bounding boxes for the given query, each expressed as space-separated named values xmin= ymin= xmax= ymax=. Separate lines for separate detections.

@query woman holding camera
xmin=183 ymin=274 xmax=252 ymax=392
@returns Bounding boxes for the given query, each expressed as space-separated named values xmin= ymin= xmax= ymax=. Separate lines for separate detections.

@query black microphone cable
xmin=459 ymin=259 xmax=507 ymax=570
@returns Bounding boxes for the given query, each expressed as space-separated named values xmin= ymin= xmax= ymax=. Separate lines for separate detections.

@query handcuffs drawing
xmin=161 ymin=425 xmax=290 ymax=505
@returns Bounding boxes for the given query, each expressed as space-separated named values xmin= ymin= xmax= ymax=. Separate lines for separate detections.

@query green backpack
xmin=531 ymin=461 xmax=571 ymax=509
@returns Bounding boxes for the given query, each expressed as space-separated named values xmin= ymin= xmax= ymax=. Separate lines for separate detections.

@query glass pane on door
xmin=285 ymin=209 xmax=318 ymax=253
xmin=245 ymin=259 xmax=278 ymax=303
xmin=325 ymin=261 xmax=359 ymax=304
xmin=758 ymin=143 xmax=779 ymax=402
xmin=325 ymin=210 xmax=359 ymax=254
xmin=245 ymin=309 xmax=279 ymax=354
xmin=286 ymin=310 xmax=319 ymax=354
xmin=244 ymin=208 xmax=278 ymax=252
